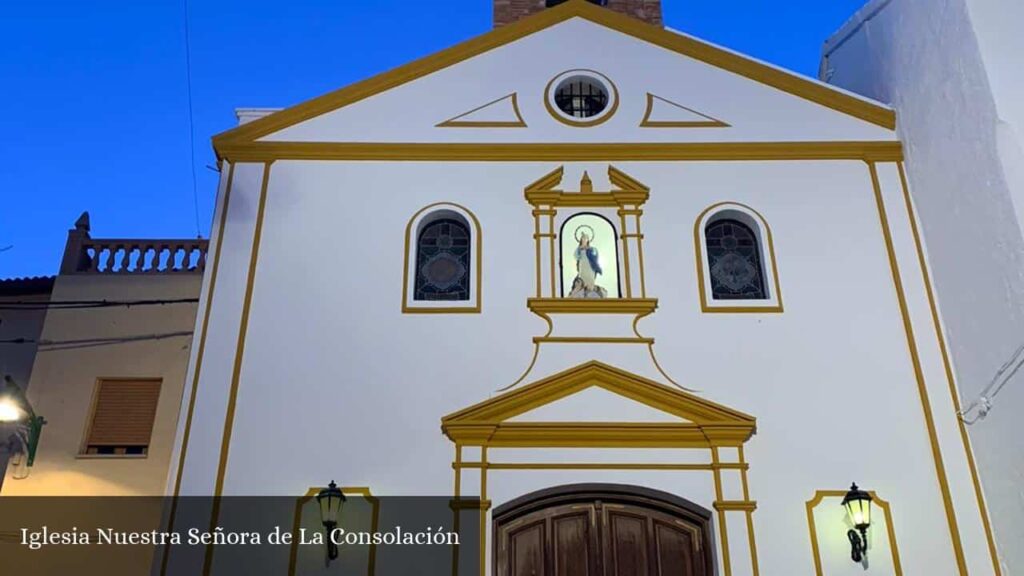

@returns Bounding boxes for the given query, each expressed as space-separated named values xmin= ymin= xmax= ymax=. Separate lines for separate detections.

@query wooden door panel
xmin=509 ymin=520 xmax=546 ymax=576
xmin=652 ymin=520 xmax=698 ymax=576
xmin=603 ymin=510 xmax=650 ymax=576
xmin=552 ymin=510 xmax=593 ymax=576
xmin=494 ymin=488 xmax=713 ymax=576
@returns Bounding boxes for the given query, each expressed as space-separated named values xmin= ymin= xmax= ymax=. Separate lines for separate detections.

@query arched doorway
xmin=493 ymin=484 xmax=715 ymax=576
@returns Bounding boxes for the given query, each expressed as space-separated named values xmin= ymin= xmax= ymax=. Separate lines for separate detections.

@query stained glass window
xmin=414 ymin=217 xmax=471 ymax=301
xmin=705 ymin=218 xmax=767 ymax=300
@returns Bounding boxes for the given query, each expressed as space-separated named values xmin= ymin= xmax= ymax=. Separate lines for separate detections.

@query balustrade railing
xmin=59 ymin=213 xmax=209 ymax=275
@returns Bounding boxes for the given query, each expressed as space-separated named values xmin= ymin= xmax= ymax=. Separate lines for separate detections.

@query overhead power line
xmin=0 ymin=298 xmax=199 ymax=311
xmin=182 ymin=0 xmax=202 ymax=238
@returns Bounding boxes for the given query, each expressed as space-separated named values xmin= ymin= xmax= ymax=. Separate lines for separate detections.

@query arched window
xmin=415 ymin=215 xmax=471 ymax=301
xmin=695 ymin=203 xmax=782 ymax=312
xmin=705 ymin=218 xmax=766 ymax=300
xmin=403 ymin=203 xmax=481 ymax=313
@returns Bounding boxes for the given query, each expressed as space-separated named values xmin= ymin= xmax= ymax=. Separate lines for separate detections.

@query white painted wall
xmin=169 ymin=157 xmax=995 ymax=575
xmin=823 ymin=1 xmax=1023 ymax=572
xmin=163 ymin=13 xmax=998 ymax=575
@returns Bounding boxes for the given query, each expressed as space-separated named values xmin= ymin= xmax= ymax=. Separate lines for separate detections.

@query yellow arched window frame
xmin=402 ymin=202 xmax=483 ymax=314
xmin=694 ymin=202 xmax=783 ymax=313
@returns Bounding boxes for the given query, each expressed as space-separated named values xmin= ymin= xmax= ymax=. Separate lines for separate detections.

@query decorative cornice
xmin=216 ymin=141 xmax=904 ymax=163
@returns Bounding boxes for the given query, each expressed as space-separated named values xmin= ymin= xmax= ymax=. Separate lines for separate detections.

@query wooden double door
xmin=494 ymin=485 xmax=715 ymax=576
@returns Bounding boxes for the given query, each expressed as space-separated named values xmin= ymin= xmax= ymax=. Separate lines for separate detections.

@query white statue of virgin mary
xmin=569 ymin=226 xmax=608 ymax=298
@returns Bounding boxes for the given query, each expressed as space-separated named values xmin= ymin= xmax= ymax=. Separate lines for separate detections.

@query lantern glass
xmin=0 ymin=397 xmax=25 ymax=422
xmin=842 ymin=484 xmax=872 ymax=530
xmin=0 ymin=378 xmax=32 ymax=423
xmin=317 ymin=481 xmax=346 ymax=526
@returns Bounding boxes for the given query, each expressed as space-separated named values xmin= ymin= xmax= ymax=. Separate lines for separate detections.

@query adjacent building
xmin=0 ymin=213 xmax=206 ymax=495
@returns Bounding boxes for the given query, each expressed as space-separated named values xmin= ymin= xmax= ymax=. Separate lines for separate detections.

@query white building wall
xmin=170 ymin=156 xmax=995 ymax=575
xmin=823 ymin=1 xmax=1023 ymax=572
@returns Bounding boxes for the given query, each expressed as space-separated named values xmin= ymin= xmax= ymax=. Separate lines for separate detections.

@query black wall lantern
xmin=842 ymin=483 xmax=873 ymax=563
xmin=316 ymin=481 xmax=346 ymax=563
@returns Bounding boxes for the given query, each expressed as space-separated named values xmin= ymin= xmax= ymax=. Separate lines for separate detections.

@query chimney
xmin=494 ymin=0 xmax=663 ymax=28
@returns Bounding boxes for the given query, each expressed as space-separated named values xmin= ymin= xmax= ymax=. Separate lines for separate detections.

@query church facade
xmin=164 ymin=1 xmax=1002 ymax=574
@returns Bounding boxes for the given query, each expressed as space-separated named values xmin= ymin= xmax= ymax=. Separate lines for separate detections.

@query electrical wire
xmin=959 ymin=341 xmax=1024 ymax=424
xmin=182 ymin=0 xmax=202 ymax=238
xmin=0 ymin=331 xmax=194 ymax=350
xmin=0 ymin=298 xmax=198 ymax=310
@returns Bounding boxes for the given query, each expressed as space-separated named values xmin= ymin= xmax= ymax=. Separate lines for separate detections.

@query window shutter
xmin=86 ymin=379 xmax=161 ymax=447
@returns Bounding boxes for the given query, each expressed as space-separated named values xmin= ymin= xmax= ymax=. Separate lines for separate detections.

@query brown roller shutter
xmin=85 ymin=379 xmax=161 ymax=452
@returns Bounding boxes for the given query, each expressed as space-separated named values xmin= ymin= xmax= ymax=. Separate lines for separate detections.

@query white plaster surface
xmin=824 ymin=1 xmax=1024 ymax=572
xmin=171 ymin=159 xmax=994 ymax=575
xmin=166 ymin=14 xmax=996 ymax=574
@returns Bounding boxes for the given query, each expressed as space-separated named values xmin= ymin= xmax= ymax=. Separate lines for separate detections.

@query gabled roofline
xmin=212 ymin=0 xmax=896 ymax=156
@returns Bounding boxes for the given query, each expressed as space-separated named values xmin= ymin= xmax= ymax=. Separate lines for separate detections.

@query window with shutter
xmin=83 ymin=379 xmax=161 ymax=456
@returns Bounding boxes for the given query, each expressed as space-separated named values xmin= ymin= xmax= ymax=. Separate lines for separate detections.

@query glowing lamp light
xmin=0 ymin=397 xmax=25 ymax=423
xmin=316 ymin=481 xmax=346 ymax=562
xmin=842 ymin=483 xmax=873 ymax=563
xmin=0 ymin=375 xmax=46 ymax=468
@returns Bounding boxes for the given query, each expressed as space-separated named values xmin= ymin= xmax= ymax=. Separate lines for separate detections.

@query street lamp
xmin=842 ymin=483 xmax=873 ymax=563
xmin=316 ymin=481 xmax=346 ymax=562
xmin=0 ymin=375 xmax=46 ymax=467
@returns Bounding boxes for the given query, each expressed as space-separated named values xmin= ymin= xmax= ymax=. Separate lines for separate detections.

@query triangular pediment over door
xmin=441 ymin=361 xmax=756 ymax=448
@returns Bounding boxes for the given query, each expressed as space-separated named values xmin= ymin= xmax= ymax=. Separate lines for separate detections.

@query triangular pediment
xmin=640 ymin=93 xmax=729 ymax=127
xmin=436 ymin=93 xmax=527 ymax=127
xmin=213 ymin=0 xmax=895 ymax=159
xmin=508 ymin=386 xmax=688 ymax=423
xmin=441 ymin=361 xmax=755 ymax=448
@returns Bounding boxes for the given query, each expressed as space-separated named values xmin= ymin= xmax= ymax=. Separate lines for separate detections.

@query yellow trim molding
xmin=442 ymin=360 xmax=756 ymax=448
xmin=694 ymin=201 xmax=784 ymax=313
xmin=435 ymin=93 xmax=527 ymax=128
xmin=640 ymin=93 xmax=730 ymax=128
xmin=896 ymin=162 xmax=1003 ymax=575
xmin=203 ymin=161 xmax=274 ymax=576
xmin=525 ymin=165 xmax=649 ymax=207
xmin=289 ymin=486 xmax=379 ymax=576
xmin=868 ymin=161 xmax=967 ymax=574
xmin=526 ymin=297 xmax=658 ymax=315
xmin=212 ymin=0 xmax=894 ymax=156
xmin=160 ymin=163 xmax=236 ymax=576
xmin=543 ymin=69 xmax=620 ymax=127
xmin=805 ymin=490 xmax=903 ymax=576
xmin=217 ymin=141 xmax=904 ymax=163
xmin=401 ymin=202 xmax=483 ymax=314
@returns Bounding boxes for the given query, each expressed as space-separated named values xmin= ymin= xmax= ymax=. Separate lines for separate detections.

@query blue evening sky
xmin=0 ymin=0 xmax=866 ymax=279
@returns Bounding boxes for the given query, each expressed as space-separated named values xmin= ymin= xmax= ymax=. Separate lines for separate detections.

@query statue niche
xmin=561 ymin=213 xmax=620 ymax=299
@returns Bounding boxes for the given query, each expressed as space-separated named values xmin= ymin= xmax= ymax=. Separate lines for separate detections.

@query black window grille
xmin=415 ymin=217 xmax=471 ymax=301
xmin=705 ymin=219 xmax=768 ymax=300
xmin=554 ymin=78 xmax=609 ymax=119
